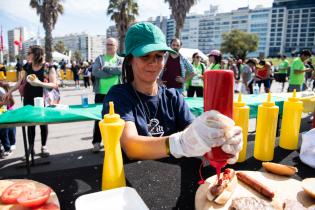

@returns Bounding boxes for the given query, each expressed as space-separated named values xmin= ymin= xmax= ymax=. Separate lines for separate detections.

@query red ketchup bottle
xmin=203 ymin=70 xmax=234 ymax=180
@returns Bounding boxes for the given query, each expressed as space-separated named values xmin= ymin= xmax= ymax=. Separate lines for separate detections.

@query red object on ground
xmin=203 ymin=70 xmax=235 ymax=179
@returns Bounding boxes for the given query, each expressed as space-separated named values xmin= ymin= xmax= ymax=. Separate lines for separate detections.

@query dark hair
xmin=300 ymin=49 xmax=312 ymax=57
xmin=210 ymin=54 xmax=222 ymax=65
xmin=281 ymin=54 xmax=287 ymax=59
xmin=170 ymin=38 xmax=181 ymax=46
xmin=29 ymin=45 xmax=44 ymax=65
xmin=192 ymin=52 xmax=199 ymax=59
xmin=122 ymin=55 xmax=134 ymax=83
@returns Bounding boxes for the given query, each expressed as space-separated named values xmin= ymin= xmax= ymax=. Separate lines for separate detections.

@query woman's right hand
xmin=169 ymin=110 xmax=243 ymax=159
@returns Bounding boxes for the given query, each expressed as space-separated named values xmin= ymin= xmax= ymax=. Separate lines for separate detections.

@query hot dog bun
xmin=206 ymin=169 xmax=238 ymax=205
xmin=27 ymin=74 xmax=37 ymax=81
xmin=302 ymin=178 xmax=315 ymax=199
xmin=262 ymin=162 xmax=297 ymax=176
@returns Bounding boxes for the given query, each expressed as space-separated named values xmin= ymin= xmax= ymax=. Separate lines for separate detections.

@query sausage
xmin=236 ymin=172 xmax=275 ymax=199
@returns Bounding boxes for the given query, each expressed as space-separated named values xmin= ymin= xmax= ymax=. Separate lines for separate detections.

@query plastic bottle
xmin=279 ymin=89 xmax=303 ymax=150
xmin=203 ymin=70 xmax=234 ymax=179
xmin=99 ymin=102 xmax=126 ymax=190
xmin=254 ymin=93 xmax=279 ymax=161
xmin=81 ymin=90 xmax=88 ymax=108
xmin=233 ymin=93 xmax=250 ymax=162
xmin=253 ymin=83 xmax=260 ymax=95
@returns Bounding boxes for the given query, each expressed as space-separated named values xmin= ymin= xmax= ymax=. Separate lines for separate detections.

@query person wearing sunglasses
xmin=186 ymin=53 xmax=205 ymax=97
xmin=101 ymin=22 xmax=242 ymax=162
xmin=91 ymin=37 xmax=123 ymax=153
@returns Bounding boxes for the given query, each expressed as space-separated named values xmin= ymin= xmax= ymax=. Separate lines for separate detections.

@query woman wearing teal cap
xmin=102 ymin=22 xmax=242 ymax=161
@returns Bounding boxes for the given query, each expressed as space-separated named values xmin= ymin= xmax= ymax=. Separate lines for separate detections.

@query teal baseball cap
xmin=124 ymin=22 xmax=176 ymax=57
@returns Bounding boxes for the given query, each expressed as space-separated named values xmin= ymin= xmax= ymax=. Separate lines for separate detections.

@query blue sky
xmin=0 ymin=0 xmax=273 ymax=48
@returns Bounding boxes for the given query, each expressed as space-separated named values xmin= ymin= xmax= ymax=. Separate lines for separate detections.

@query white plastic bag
xmin=300 ymin=128 xmax=315 ymax=168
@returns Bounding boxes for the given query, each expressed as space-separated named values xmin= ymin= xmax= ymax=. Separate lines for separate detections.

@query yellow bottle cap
xmin=262 ymin=93 xmax=275 ymax=107
xmin=234 ymin=93 xmax=246 ymax=107
xmin=288 ymin=89 xmax=300 ymax=102
xmin=104 ymin=101 xmax=121 ymax=123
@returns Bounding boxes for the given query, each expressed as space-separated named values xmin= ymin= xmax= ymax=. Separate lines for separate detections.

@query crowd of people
xmin=0 ymin=22 xmax=314 ymax=160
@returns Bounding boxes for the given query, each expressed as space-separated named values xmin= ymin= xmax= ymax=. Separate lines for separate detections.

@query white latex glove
xmin=169 ymin=110 xmax=232 ymax=158
xmin=222 ymin=126 xmax=243 ymax=164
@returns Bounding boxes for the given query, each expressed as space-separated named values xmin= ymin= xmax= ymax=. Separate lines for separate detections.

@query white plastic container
xmin=75 ymin=187 xmax=149 ymax=210
xmin=253 ymin=83 xmax=260 ymax=95
xmin=34 ymin=97 xmax=44 ymax=107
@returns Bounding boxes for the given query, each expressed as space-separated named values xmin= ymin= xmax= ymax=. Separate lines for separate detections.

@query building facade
xmin=269 ymin=0 xmax=315 ymax=57
xmin=7 ymin=27 xmax=25 ymax=63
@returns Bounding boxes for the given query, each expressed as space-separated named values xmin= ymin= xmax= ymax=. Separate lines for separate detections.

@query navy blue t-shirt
xmin=102 ymin=83 xmax=194 ymax=137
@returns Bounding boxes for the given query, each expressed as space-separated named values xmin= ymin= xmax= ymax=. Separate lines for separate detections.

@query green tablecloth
xmin=0 ymin=94 xmax=286 ymax=125
xmin=0 ymin=104 xmax=102 ymax=124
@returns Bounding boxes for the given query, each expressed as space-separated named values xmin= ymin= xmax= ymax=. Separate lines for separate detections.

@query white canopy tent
xmin=52 ymin=51 xmax=70 ymax=62
xmin=179 ymin=48 xmax=208 ymax=62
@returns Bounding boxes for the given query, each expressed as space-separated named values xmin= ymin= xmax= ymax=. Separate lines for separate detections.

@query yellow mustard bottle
xmin=254 ymin=93 xmax=279 ymax=161
xmin=233 ymin=93 xmax=250 ymax=162
xmin=279 ymin=89 xmax=303 ymax=150
xmin=99 ymin=101 xmax=126 ymax=190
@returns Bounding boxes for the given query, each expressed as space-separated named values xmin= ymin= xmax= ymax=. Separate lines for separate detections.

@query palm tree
xmin=30 ymin=0 xmax=64 ymax=62
xmin=107 ymin=0 xmax=139 ymax=53
xmin=165 ymin=0 xmax=198 ymax=38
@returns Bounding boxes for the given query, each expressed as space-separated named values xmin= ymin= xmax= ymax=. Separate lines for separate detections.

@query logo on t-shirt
xmin=148 ymin=118 xmax=164 ymax=137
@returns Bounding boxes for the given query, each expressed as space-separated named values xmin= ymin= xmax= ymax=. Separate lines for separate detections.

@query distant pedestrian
xmin=160 ymin=38 xmax=195 ymax=94
xmin=91 ymin=37 xmax=123 ymax=152
xmin=187 ymin=52 xmax=205 ymax=97
xmin=207 ymin=50 xmax=222 ymax=70
xmin=288 ymin=49 xmax=312 ymax=92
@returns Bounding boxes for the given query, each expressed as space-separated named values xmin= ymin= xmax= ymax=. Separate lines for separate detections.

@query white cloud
xmin=0 ymin=1 xmax=39 ymax=24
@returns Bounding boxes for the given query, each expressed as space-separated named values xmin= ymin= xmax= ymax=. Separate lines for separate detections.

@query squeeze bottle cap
xmin=262 ymin=93 xmax=275 ymax=107
xmin=288 ymin=89 xmax=300 ymax=102
xmin=104 ymin=101 xmax=121 ymax=123
xmin=234 ymin=93 xmax=246 ymax=107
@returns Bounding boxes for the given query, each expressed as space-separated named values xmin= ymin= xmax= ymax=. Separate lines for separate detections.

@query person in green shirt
xmin=187 ymin=52 xmax=205 ymax=97
xmin=277 ymin=55 xmax=289 ymax=91
xmin=288 ymin=49 xmax=312 ymax=92
xmin=91 ymin=37 xmax=123 ymax=152
xmin=207 ymin=50 xmax=222 ymax=70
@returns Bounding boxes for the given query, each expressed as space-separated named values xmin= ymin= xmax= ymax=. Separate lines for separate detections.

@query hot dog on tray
xmin=206 ymin=168 xmax=238 ymax=204
xmin=236 ymin=171 xmax=275 ymax=199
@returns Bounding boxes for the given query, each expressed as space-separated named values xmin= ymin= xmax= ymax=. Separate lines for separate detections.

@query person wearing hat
xmin=207 ymin=50 xmax=222 ymax=70
xmin=254 ymin=60 xmax=272 ymax=93
xmin=160 ymin=38 xmax=196 ymax=94
xmin=101 ymin=22 xmax=242 ymax=161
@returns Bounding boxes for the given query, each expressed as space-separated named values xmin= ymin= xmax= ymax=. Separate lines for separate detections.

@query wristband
xmin=165 ymin=138 xmax=170 ymax=156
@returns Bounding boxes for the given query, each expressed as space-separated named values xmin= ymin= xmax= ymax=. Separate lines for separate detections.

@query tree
xmin=107 ymin=0 xmax=139 ymax=53
xmin=165 ymin=0 xmax=198 ymax=38
xmin=53 ymin=40 xmax=66 ymax=54
xmin=30 ymin=0 xmax=64 ymax=62
xmin=72 ymin=50 xmax=82 ymax=62
xmin=221 ymin=29 xmax=259 ymax=60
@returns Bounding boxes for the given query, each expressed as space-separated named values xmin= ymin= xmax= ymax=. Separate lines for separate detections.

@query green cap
xmin=124 ymin=22 xmax=176 ymax=57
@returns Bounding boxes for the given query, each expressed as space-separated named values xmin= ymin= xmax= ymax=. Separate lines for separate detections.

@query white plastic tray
xmin=75 ymin=187 xmax=149 ymax=210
